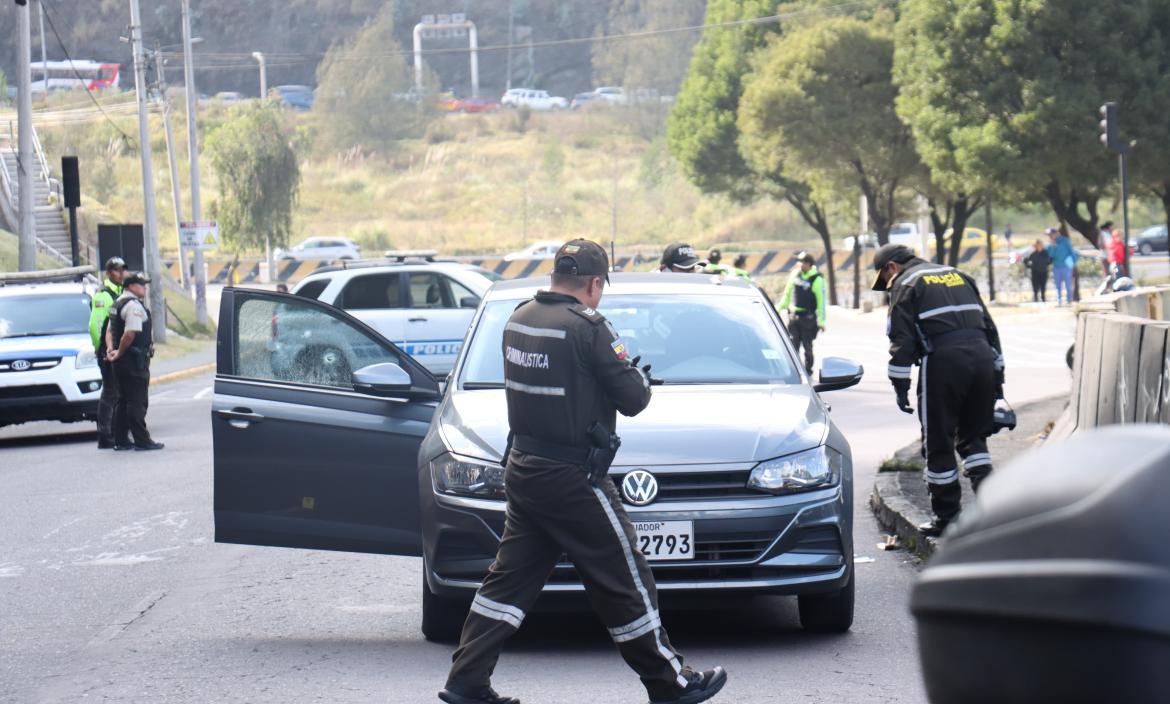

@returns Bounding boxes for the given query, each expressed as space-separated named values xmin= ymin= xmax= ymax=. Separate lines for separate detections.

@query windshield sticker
xmin=762 ymin=349 xmax=782 ymax=360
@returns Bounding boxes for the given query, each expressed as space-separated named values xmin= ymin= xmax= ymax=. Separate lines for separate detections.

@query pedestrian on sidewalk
xmin=106 ymin=273 xmax=164 ymax=451
xmin=779 ymin=251 xmax=826 ymax=376
xmin=89 ymin=257 xmax=126 ymax=448
xmin=1023 ymin=239 xmax=1051 ymax=303
xmin=1046 ymin=228 xmax=1076 ymax=305
xmin=440 ymin=240 xmax=726 ymax=704
xmin=872 ymin=244 xmax=1004 ymax=538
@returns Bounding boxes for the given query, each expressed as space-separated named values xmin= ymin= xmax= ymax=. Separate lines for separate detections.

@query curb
xmin=151 ymin=362 xmax=215 ymax=386
xmin=871 ymin=470 xmax=938 ymax=561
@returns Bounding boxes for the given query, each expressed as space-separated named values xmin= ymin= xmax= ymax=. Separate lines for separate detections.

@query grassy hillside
xmin=0 ymin=229 xmax=64 ymax=272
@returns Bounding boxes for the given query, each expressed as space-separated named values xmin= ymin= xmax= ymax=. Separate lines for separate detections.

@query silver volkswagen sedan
xmin=212 ymin=273 xmax=861 ymax=644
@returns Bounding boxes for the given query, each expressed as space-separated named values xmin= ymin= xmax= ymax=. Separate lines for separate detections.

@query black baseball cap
xmin=708 ymin=248 xmax=722 ymax=264
xmin=554 ymin=239 xmax=610 ymax=283
xmin=123 ymin=271 xmax=152 ymax=286
xmin=871 ymin=244 xmax=915 ymax=291
xmin=105 ymin=256 xmax=127 ymax=272
xmin=661 ymin=242 xmax=704 ymax=270
xmin=797 ymin=251 xmax=816 ymax=265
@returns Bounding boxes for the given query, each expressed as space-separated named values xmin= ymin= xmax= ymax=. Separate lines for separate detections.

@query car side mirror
xmin=460 ymin=296 xmax=480 ymax=309
xmin=814 ymin=357 xmax=864 ymax=392
xmin=352 ymin=362 xmax=413 ymax=396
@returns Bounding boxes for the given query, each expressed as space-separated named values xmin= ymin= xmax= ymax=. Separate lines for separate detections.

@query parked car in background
xmin=287 ymin=261 xmax=497 ymax=376
xmin=930 ymin=227 xmax=999 ymax=255
xmin=452 ymin=96 xmax=500 ymax=113
xmin=592 ymin=86 xmax=628 ymax=105
xmin=503 ymin=240 xmax=563 ymax=261
xmin=887 ymin=222 xmax=924 ymax=251
xmin=436 ymin=92 xmax=460 ymax=112
xmin=214 ymin=91 xmax=245 ymax=105
xmin=273 ymin=84 xmax=314 ymax=111
xmin=500 ymin=88 xmax=568 ymax=110
xmin=841 ymin=233 xmax=879 ymax=251
xmin=1136 ymin=225 xmax=1168 ymax=255
xmin=570 ymin=92 xmax=599 ymax=110
xmin=275 ymin=237 xmax=362 ymax=262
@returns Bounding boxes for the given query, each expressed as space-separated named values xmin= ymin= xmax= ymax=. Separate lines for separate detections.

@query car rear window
xmin=294 ymin=279 xmax=330 ymax=300
xmin=340 ymin=272 xmax=402 ymax=309
xmin=460 ymin=294 xmax=800 ymax=387
xmin=0 ymin=293 xmax=91 ymax=339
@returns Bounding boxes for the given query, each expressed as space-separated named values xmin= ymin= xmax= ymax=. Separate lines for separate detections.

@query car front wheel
xmin=1140 ymin=243 xmax=1153 ymax=256
xmin=798 ymin=571 xmax=854 ymax=633
xmin=422 ymin=576 xmax=470 ymax=643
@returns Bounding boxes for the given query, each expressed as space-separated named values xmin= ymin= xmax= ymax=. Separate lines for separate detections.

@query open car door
xmin=212 ymin=288 xmax=440 ymax=555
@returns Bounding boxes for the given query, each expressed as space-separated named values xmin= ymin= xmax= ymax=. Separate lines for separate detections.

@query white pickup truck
xmin=500 ymin=88 xmax=568 ymax=111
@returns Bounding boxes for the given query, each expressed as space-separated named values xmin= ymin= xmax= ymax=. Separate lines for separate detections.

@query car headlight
xmin=748 ymin=446 xmax=842 ymax=495
xmin=431 ymin=453 xmax=506 ymax=500
xmin=76 ymin=348 xmax=98 ymax=369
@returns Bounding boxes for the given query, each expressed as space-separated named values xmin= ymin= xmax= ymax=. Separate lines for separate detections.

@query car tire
xmin=422 ymin=577 xmax=469 ymax=643
xmin=1140 ymin=243 xmax=1153 ymax=256
xmin=798 ymin=571 xmax=854 ymax=633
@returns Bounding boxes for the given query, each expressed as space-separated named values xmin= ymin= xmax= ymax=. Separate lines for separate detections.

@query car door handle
xmin=408 ymin=317 xmax=428 ymax=323
xmin=216 ymin=408 xmax=264 ymax=429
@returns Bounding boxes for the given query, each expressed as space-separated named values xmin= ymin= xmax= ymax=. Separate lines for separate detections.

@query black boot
xmin=918 ymin=519 xmax=950 ymax=538
xmin=649 ymin=667 xmax=728 ymax=704
xmin=438 ymin=686 xmax=519 ymax=704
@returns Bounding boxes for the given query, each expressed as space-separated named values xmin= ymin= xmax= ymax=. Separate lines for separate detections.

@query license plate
xmin=633 ymin=521 xmax=694 ymax=561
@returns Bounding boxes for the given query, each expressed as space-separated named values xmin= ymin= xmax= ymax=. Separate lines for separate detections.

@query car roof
xmin=299 ymin=260 xmax=487 ymax=280
xmin=0 ymin=281 xmax=90 ymax=298
xmin=485 ymin=272 xmax=759 ymax=301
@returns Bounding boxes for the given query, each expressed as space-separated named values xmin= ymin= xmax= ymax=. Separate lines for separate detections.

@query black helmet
xmin=105 ymin=256 xmax=127 ymax=272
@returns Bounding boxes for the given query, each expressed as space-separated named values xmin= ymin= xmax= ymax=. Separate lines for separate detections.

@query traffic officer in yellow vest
xmin=779 ymin=252 xmax=826 ymax=375
xmin=872 ymin=244 xmax=1003 ymax=537
xmin=89 ymin=257 xmax=126 ymax=449
xmin=706 ymin=249 xmax=752 ymax=280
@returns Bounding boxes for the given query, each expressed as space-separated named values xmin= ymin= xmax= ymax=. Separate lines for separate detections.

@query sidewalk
xmin=150 ymin=340 xmax=216 ymax=385
xmin=870 ymin=393 xmax=1068 ymax=559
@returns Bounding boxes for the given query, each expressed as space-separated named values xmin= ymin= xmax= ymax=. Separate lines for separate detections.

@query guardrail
xmin=1053 ymin=286 xmax=1170 ymax=437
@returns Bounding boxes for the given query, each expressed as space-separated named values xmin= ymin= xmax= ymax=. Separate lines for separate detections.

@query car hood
xmin=0 ymin=332 xmax=88 ymax=356
xmin=438 ymin=385 xmax=827 ymax=466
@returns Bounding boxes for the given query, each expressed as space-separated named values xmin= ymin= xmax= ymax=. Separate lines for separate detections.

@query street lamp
xmin=251 ymin=51 xmax=267 ymax=99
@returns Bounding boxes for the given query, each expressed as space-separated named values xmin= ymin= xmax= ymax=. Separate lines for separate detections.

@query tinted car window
xmin=0 ymin=293 xmax=91 ymax=338
xmin=340 ymin=273 xmax=402 ymax=309
xmin=446 ymin=277 xmax=477 ymax=306
xmin=295 ymin=279 xmax=330 ymax=300
xmin=461 ymin=294 xmax=800 ymax=387
xmin=407 ymin=273 xmax=452 ymax=309
xmin=237 ymin=297 xmax=399 ymax=388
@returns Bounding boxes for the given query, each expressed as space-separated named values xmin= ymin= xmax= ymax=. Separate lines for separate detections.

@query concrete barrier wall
xmin=1060 ymin=286 xmax=1170 ymax=436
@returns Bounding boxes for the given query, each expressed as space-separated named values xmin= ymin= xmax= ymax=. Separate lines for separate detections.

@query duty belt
xmin=512 ymin=434 xmax=591 ymax=465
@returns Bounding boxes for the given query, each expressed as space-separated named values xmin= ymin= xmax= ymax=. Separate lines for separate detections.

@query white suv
xmin=0 ymin=280 xmax=103 ymax=428
xmin=500 ymin=88 xmax=568 ymax=111
xmin=275 ymin=237 xmax=362 ymax=262
xmin=289 ymin=261 xmax=499 ymax=376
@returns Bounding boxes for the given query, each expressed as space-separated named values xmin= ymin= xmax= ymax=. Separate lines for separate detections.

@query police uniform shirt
xmin=115 ymin=293 xmax=149 ymax=333
xmin=503 ymin=290 xmax=650 ymax=448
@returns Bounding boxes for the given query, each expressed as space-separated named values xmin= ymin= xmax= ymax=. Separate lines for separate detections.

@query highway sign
xmin=179 ymin=221 xmax=219 ymax=250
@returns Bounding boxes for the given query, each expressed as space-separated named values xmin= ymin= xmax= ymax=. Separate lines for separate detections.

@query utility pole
xmin=1099 ymin=101 xmax=1132 ymax=277
xmin=155 ymin=49 xmax=188 ymax=291
xmin=251 ymin=51 xmax=267 ymax=98
xmin=129 ymin=0 xmax=166 ymax=343
xmin=37 ymin=2 xmax=47 ymax=87
xmin=505 ymin=1 xmax=514 ymax=91
xmin=984 ymin=198 xmax=995 ymax=301
xmin=16 ymin=0 xmax=37 ymax=272
xmin=182 ymin=0 xmax=208 ymax=325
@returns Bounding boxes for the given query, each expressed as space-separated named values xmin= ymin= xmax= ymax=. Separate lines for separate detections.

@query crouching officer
xmin=106 ymin=272 xmax=164 ymax=451
xmin=441 ymin=240 xmax=727 ymax=704
xmin=872 ymin=245 xmax=1003 ymax=537
xmin=779 ymin=252 xmax=826 ymax=375
xmin=90 ymin=257 xmax=126 ymax=448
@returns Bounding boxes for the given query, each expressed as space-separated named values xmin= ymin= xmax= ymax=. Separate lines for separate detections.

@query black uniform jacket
xmin=885 ymin=259 xmax=1004 ymax=384
xmin=503 ymin=290 xmax=651 ymax=447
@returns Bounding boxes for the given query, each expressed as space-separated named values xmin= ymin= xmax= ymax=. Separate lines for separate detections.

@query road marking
xmin=194 ymin=386 xmax=213 ymax=400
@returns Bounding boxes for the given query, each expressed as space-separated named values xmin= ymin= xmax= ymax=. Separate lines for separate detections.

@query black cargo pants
xmin=788 ymin=313 xmax=819 ymax=375
xmin=446 ymin=452 xmax=690 ymax=701
xmin=917 ymin=341 xmax=997 ymax=522
xmin=97 ymin=357 xmax=120 ymax=445
xmin=113 ymin=365 xmax=153 ymax=447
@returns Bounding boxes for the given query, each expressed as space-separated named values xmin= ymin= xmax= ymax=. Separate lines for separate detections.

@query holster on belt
xmin=585 ymin=421 xmax=621 ymax=486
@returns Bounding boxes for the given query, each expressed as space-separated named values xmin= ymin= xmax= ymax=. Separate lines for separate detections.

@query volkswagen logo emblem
xmin=621 ymin=470 xmax=658 ymax=506
xmin=10 ymin=359 xmax=31 ymax=372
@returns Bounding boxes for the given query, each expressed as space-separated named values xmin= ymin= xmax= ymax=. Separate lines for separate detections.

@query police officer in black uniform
xmin=107 ymin=272 xmax=164 ymax=451
xmin=872 ymin=244 xmax=1003 ymax=537
xmin=441 ymin=240 xmax=727 ymax=704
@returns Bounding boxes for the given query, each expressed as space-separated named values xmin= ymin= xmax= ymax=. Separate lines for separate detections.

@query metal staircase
xmin=0 ymin=121 xmax=77 ymax=265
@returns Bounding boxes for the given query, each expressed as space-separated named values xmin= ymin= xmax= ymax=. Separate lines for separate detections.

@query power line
xmin=38 ymin=0 xmax=136 ymax=147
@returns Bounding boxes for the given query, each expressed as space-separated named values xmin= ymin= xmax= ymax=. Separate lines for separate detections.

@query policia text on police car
xmin=872 ymin=245 xmax=1004 ymax=538
xmin=439 ymin=240 xmax=727 ymax=704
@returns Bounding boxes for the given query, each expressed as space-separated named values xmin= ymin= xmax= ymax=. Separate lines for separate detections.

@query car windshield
xmin=460 ymin=294 xmax=800 ymax=387
xmin=0 ymin=293 xmax=91 ymax=338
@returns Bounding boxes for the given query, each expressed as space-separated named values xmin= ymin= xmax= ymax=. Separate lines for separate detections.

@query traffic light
xmin=1099 ymin=102 xmax=1121 ymax=152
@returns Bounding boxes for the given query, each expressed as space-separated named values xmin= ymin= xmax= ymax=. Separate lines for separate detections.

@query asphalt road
xmin=0 ymin=307 xmax=1075 ymax=704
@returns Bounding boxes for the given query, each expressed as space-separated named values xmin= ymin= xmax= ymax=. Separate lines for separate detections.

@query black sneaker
xmin=97 ymin=440 xmax=116 ymax=449
xmin=438 ymin=686 xmax=519 ymax=704
xmin=113 ymin=444 xmax=134 ymax=451
xmin=133 ymin=442 xmax=165 ymax=451
xmin=918 ymin=519 xmax=950 ymax=538
xmin=650 ymin=667 xmax=728 ymax=704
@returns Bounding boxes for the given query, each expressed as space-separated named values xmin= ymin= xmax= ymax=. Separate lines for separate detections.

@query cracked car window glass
xmin=236 ymin=297 xmax=401 ymax=388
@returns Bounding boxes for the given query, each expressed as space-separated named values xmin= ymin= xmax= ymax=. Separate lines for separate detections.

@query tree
xmin=315 ymin=5 xmax=432 ymax=151
xmin=894 ymin=0 xmax=1165 ymax=249
xmin=206 ymin=104 xmax=301 ymax=251
xmin=668 ymin=0 xmax=842 ymax=303
xmin=738 ymin=16 xmax=921 ymax=246
xmin=1131 ymin=0 xmax=1170 ymax=242
xmin=592 ymin=0 xmax=707 ymax=96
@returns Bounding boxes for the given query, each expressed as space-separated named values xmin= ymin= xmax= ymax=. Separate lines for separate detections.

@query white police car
xmin=0 ymin=280 xmax=103 ymax=428
xmin=290 ymin=260 xmax=498 ymax=376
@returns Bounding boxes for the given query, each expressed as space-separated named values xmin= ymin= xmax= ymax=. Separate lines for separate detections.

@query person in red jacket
xmin=1108 ymin=229 xmax=1128 ymax=276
